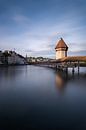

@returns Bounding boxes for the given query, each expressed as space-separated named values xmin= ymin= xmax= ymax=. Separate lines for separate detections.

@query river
xmin=0 ymin=65 xmax=86 ymax=129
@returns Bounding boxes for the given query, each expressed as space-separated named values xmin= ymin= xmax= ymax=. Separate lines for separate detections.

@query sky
xmin=0 ymin=0 xmax=86 ymax=58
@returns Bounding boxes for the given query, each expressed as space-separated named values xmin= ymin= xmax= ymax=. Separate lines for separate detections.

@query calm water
xmin=0 ymin=65 xmax=86 ymax=130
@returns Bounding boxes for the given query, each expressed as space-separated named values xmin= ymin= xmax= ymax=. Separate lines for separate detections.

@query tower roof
xmin=55 ymin=38 xmax=68 ymax=49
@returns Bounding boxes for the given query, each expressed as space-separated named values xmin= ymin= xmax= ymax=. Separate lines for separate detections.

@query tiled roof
xmin=50 ymin=56 xmax=86 ymax=62
xmin=55 ymin=38 xmax=68 ymax=49
xmin=60 ymin=56 xmax=86 ymax=62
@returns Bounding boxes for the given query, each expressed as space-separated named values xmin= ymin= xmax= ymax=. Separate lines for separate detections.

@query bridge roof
xmin=55 ymin=38 xmax=68 ymax=49
xmin=58 ymin=56 xmax=86 ymax=62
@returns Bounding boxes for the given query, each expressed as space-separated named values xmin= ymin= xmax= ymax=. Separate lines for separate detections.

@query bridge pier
xmin=78 ymin=61 xmax=80 ymax=75
xmin=72 ymin=66 xmax=75 ymax=76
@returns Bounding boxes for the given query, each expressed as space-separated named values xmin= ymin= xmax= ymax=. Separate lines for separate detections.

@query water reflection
xmin=55 ymin=68 xmax=86 ymax=93
xmin=0 ymin=66 xmax=28 ymax=88
xmin=55 ymin=71 xmax=67 ymax=92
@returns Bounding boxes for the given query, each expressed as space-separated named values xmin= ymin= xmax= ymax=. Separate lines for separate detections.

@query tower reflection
xmin=55 ymin=70 xmax=68 ymax=93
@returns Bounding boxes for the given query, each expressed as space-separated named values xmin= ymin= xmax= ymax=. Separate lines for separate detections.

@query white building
xmin=8 ymin=51 xmax=26 ymax=64
xmin=55 ymin=38 xmax=68 ymax=59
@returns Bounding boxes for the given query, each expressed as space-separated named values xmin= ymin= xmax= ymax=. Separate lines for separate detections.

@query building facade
xmin=8 ymin=51 xmax=27 ymax=64
xmin=0 ymin=50 xmax=27 ymax=65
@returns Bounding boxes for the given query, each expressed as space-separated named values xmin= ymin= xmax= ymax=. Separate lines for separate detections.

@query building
xmin=7 ymin=51 xmax=27 ymax=65
xmin=0 ymin=51 xmax=3 ymax=64
xmin=26 ymin=57 xmax=52 ymax=63
xmin=55 ymin=38 xmax=68 ymax=59
xmin=0 ymin=50 xmax=27 ymax=65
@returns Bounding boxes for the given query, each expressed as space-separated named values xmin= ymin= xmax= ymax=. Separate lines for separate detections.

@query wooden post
xmin=78 ymin=60 xmax=80 ymax=75
xmin=65 ymin=67 xmax=68 ymax=79
xmin=72 ymin=66 xmax=75 ymax=76
xmin=56 ymin=64 xmax=57 ymax=70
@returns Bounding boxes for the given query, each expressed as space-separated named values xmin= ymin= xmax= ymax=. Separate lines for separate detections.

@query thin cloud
xmin=69 ymin=50 xmax=86 ymax=56
xmin=12 ymin=14 xmax=30 ymax=23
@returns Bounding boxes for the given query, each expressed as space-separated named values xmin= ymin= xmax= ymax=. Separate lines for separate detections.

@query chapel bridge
xmin=31 ymin=38 xmax=86 ymax=73
xmin=34 ymin=56 xmax=86 ymax=71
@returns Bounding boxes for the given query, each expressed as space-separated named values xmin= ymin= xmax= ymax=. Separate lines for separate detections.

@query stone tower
xmin=55 ymin=38 xmax=68 ymax=59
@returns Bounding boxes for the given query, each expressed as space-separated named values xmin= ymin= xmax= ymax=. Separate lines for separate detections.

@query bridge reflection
xmin=55 ymin=68 xmax=86 ymax=93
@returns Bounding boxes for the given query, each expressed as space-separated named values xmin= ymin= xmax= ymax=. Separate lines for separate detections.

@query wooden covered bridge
xmin=32 ymin=38 xmax=86 ymax=74
xmin=35 ymin=56 xmax=86 ymax=74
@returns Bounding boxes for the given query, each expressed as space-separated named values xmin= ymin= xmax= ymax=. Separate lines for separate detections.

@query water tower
xmin=55 ymin=38 xmax=68 ymax=59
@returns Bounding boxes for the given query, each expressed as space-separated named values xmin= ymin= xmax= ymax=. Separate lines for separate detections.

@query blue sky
xmin=0 ymin=0 xmax=86 ymax=58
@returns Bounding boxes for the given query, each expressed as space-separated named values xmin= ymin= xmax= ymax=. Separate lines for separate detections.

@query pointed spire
xmin=55 ymin=38 xmax=68 ymax=50
xmin=60 ymin=37 xmax=63 ymax=40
